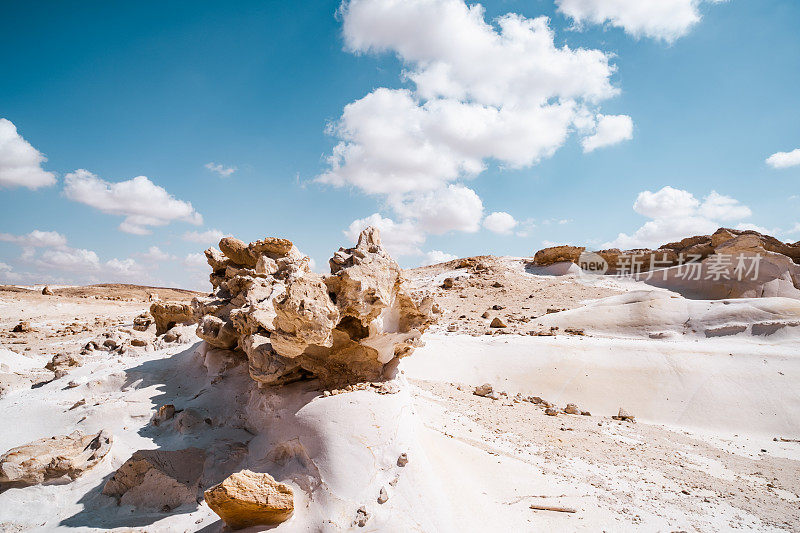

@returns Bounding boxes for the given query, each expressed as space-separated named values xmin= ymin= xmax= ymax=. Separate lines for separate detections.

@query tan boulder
xmin=204 ymin=470 xmax=294 ymax=529
xmin=150 ymin=302 xmax=195 ymax=335
xmin=102 ymin=448 xmax=205 ymax=511
xmin=533 ymin=245 xmax=585 ymax=266
xmin=250 ymin=237 xmax=295 ymax=258
xmin=41 ymin=286 xmax=54 ymax=296
xmin=0 ymin=430 xmax=112 ymax=486
xmin=490 ymin=317 xmax=507 ymax=328
xmin=219 ymin=237 xmax=257 ymax=268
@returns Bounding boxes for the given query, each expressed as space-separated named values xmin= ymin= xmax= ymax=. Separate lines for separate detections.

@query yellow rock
xmin=204 ymin=470 xmax=294 ymax=529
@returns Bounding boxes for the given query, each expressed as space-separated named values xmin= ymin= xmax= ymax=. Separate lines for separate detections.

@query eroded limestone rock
xmin=191 ymin=227 xmax=438 ymax=386
xmin=204 ymin=470 xmax=294 ymax=529
xmin=102 ymin=448 xmax=205 ymax=510
xmin=0 ymin=430 xmax=112 ymax=486
xmin=150 ymin=302 xmax=195 ymax=336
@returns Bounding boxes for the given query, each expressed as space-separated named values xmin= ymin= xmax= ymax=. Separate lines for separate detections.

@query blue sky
xmin=1 ymin=0 xmax=798 ymax=289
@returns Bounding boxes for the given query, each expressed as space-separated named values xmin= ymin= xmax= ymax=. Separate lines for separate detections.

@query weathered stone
xmin=151 ymin=404 xmax=176 ymax=426
xmin=474 ymin=383 xmax=493 ymax=397
xmin=564 ymin=403 xmax=580 ymax=415
xmin=249 ymin=237 xmax=295 ymax=258
xmin=0 ymin=430 xmax=112 ymax=486
xmin=378 ymin=486 xmax=389 ymax=504
xmin=219 ymin=237 xmax=257 ymax=268
xmin=150 ymin=302 xmax=195 ymax=335
xmin=45 ymin=352 xmax=83 ymax=379
xmin=204 ymin=470 xmax=294 ymax=529
xmin=533 ymin=245 xmax=585 ymax=266
xmin=133 ymin=312 xmax=154 ymax=332
xmin=11 ymin=321 xmax=33 ymax=333
xmin=102 ymin=448 xmax=205 ymax=510
xmin=353 ymin=506 xmax=370 ymax=528
xmin=41 ymin=286 xmax=54 ymax=296
xmin=442 ymin=277 xmax=455 ymax=289
xmin=612 ymin=408 xmax=635 ymax=422
xmin=490 ymin=317 xmax=507 ymax=328
xmin=197 ymin=315 xmax=239 ymax=349
xmin=192 ymin=227 xmax=438 ymax=386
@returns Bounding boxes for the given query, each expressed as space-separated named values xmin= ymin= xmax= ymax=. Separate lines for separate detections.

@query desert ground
xmin=0 ymin=229 xmax=799 ymax=532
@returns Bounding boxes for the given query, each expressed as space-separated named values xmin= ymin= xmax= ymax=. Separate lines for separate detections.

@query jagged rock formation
xmin=204 ymin=470 xmax=294 ymax=529
xmin=191 ymin=227 xmax=438 ymax=386
xmin=0 ymin=430 xmax=112 ymax=486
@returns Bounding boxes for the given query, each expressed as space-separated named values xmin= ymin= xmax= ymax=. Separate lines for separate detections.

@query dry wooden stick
xmin=529 ymin=504 xmax=577 ymax=513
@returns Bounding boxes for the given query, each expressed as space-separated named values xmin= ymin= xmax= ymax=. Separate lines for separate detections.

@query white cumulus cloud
xmin=0 ymin=230 xmax=67 ymax=248
xmin=327 ymin=0 xmax=628 ymax=252
xmin=344 ymin=214 xmax=426 ymax=257
xmin=37 ymin=247 xmax=101 ymax=272
xmin=766 ymin=148 xmax=800 ymax=169
xmin=183 ymin=252 xmax=208 ymax=268
xmin=483 ymin=212 xmax=518 ymax=234
xmin=581 ymin=114 xmax=633 ymax=153
xmin=183 ymin=229 xmax=225 ymax=244
xmin=205 ymin=162 xmax=237 ymax=178
xmin=322 ymin=1 xmax=622 ymax=195
xmin=422 ymin=250 xmax=458 ymax=265
xmin=0 ymin=118 xmax=56 ymax=189
xmin=391 ymin=184 xmax=484 ymax=234
xmin=556 ymin=0 xmax=726 ymax=43
xmin=63 ymin=169 xmax=202 ymax=235
xmin=136 ymin=246 xmax=174 ymax=262
xmin=606 ymin=186 xmax=752 ymax=249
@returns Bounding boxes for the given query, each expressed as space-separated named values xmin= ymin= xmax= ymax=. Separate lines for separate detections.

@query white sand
xmin=1 ymin=270 xmax=799 ymax=531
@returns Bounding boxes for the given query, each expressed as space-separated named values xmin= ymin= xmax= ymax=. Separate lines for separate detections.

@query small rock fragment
xmin=564 ymin=403 xmax=580 ymax=415
xmin=612 ymin=408 xmax=635 ymax=422
xmin=397 ymin=453 xmax=408 ymax=467
xmin=490 ymin=317 xmax=507 ymax=328
xmin=11 ymin=321 xmax=33 ymax=333
xmin=474 ymin=383 xmax=493 ymax=397
xmin=378 ymin=486 xmax=388 ymax=504
xmin=354 ymin=506 xmax=370 ymax=527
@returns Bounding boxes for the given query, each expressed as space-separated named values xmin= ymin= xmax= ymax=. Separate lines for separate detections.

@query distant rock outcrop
xmin=532 ymin=228 xmax=800 ymax=299
xmin=0 ymin=430 xmax=112 ymax=486
xmin=533 ymin=245 xmax=585 ymax=266
xmin=191 ymin=227 xmax=438 ymax=386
